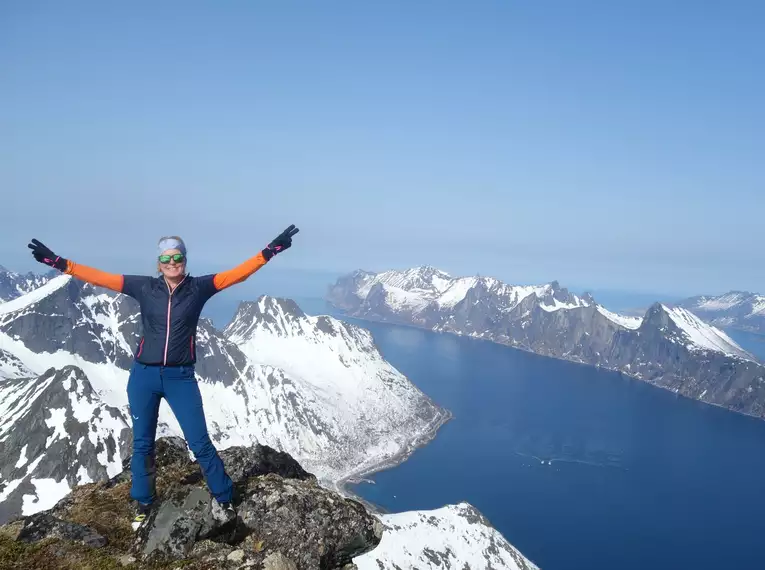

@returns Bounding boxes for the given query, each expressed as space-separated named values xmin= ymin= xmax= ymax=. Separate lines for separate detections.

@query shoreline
xmin=331 ymin=405 xmax=453 ymax=515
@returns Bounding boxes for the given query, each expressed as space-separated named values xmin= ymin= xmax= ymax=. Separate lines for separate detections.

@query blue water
xmin=295 ymin=298 xmax=765 ymax=570
xmin=725 ymin=328 xmax=765 ymax=362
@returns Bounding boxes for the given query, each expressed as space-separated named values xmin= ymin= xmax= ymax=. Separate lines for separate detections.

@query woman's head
xmin=157 ymin=236 xmax=187 ymax=280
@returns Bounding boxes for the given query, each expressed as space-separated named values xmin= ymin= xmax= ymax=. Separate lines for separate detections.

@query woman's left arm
xmin=211 ymin=224 xmax=300 ymax=292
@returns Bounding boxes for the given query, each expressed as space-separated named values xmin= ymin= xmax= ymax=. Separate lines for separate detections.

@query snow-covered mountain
xmin=222 ymin=296 xmax=448 ymax=488
xmin=355 ymin=502 xmax=538 ymax=570
xmin=0 ymin=265 xmax=53 ymax=303
xmin=0 ymin=268 xmax=537 ymax=568
xmin=679 ymin=291 xmax=765 ymax=334
xmin=328 ymin=266 xmax=765 ymax=419
xmin=333 ymin=267 xmax=591 ymax=323
xmin=0 ymin=366 xmax=130 ymax=524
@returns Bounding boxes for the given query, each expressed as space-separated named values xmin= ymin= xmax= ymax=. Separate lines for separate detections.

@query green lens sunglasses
xmin=158 ymin=253 xmax=186 ymax=264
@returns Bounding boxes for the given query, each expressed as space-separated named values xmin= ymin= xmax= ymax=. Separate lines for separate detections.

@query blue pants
xmin=127 ymin=362 xmax=233 ymax=504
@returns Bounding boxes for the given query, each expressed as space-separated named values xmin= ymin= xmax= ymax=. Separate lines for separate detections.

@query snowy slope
xmin=0 ymin=274 xmax=70 ymax=316
xmin=355 ymin=503 xmax=539 ymax=570
xmin=662 ymin=305 xmax=751 ymax=359
xmin=697 ymin=292 xmax=751 ymax=311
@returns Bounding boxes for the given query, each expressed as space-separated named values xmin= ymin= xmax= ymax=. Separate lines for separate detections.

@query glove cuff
xmin=261 ymin=247 xmax=274 ymax=262
xmin=52 ymin=256 xmax=69 ymax=272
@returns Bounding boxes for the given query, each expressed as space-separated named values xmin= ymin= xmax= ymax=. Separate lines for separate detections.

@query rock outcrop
xmin=0 ymin=437 xmax=382 ymax=569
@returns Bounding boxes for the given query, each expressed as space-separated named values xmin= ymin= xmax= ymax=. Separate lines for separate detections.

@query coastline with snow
xmin=332 ymin=403 xmax=453 ymax=513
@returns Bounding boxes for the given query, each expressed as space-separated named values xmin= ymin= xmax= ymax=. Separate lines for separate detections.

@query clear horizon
xmin=2 ymin=1 xmax=763 ymax=297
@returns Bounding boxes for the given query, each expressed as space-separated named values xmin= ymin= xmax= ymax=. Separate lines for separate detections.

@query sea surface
xmin=295 ymin=298 xmax=765 ymax=570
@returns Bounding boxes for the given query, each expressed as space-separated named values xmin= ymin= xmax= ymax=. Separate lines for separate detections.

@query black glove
xmin=28 ymin=239 xmax=68 ymax=272
xmin=262 ymin=224 xmax=300 ymax=261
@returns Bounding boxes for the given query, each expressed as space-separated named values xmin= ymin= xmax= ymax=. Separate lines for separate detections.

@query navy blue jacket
xmin=63 ymin=251 xmax=270 ymax=366
xmin=123 ymin=274 xmax=218 ymax=366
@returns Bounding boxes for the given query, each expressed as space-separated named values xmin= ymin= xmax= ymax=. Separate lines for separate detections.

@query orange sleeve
xmin=213 ymin=251 xmax=268 ymax=291
xmin=64 ymin=260 xmax=125 ymax=293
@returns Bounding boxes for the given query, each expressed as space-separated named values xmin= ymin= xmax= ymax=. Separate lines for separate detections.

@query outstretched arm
xmin=28 ymin=238 xmax=125 ymax=293
xmin=211 ymin=224 xmax=300 ymax=292
xmin=64 ymin=260 xmax=125 ymax=292
xmin=212 ymin=251 xmax=269 ymax=291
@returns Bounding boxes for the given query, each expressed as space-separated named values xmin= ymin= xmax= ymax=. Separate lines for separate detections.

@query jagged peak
xmin=230 ymin=295 xmax=306 ymax=322
xmin=408 ymin=264 xmax=450 ymax=276
xmin=224 ymin=295 xmax=313 ymax=342
xmin=641 ymin=303 xmax=752 ymax=359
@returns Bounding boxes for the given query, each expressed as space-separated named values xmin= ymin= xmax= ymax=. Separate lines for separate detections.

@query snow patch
xmin=597 ymin=306 xmax=643 ymax=330
xmin=15 ymin=444 xmax=28 ymax=469
xmin=539 ymin=297 xmax=589 ymax=312
xmin=22 ymin=477 xmax=71 ymax=515
xmin=44 ymin=407 xmax=68 ymax=447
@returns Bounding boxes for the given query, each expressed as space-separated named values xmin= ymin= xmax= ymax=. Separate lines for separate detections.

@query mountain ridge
xmin=327 ymin=266 xmax=765 ymax=420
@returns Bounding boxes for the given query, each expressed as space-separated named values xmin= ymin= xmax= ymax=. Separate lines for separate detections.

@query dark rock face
xmin=16 ymin=512 xmax=107 ymax=549
xmin=219 ymin=445 xmax=315 ymax=485
xmin=239 ymin=474 xmax=382 ymax=569
xmin=0 ymin=437 xmax=382 ymax=569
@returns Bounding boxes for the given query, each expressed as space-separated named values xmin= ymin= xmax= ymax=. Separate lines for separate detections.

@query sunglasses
xmin=158 ymin=253 xmax=186 ymax=264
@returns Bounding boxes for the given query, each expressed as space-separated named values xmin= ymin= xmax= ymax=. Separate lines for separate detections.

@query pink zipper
xmin=163 ymin=276 xmax=186 ymax=365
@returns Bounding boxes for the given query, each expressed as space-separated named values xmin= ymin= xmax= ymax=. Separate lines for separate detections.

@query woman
xmin=27 ymin=225 xmax=299 ymax=529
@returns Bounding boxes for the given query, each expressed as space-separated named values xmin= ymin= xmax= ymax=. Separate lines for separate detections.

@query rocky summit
xmin=0 ymin=437 xmax=382 ymax=570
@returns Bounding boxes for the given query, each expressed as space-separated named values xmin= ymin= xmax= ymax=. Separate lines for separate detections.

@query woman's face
xmin=158 ymin=248 xmax=186 ymax=280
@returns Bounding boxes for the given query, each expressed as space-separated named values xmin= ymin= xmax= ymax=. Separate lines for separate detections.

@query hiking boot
xmin=131 ymin=501 xmax=153 ymax=532
xmin=219 ymin=501 xmax=237 ymax=519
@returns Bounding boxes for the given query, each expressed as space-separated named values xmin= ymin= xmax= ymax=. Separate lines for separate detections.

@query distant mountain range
xmin=0 ymin=265 xmax=538 ymax=569
xmin=327 ymin=266 xmax=765 ymax=420
xmin=678 ymin=291 xmax=765 ymax=335
xmin=0 ymin=265 xmax=54 ymax=302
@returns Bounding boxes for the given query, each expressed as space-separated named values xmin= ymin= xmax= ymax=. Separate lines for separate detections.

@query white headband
xmin=157 ymin=237 xmax=187 ymax=257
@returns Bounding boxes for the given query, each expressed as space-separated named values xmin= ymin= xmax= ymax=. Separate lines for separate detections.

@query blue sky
xmin=1 ymin=0 xmax=763 ymax=298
